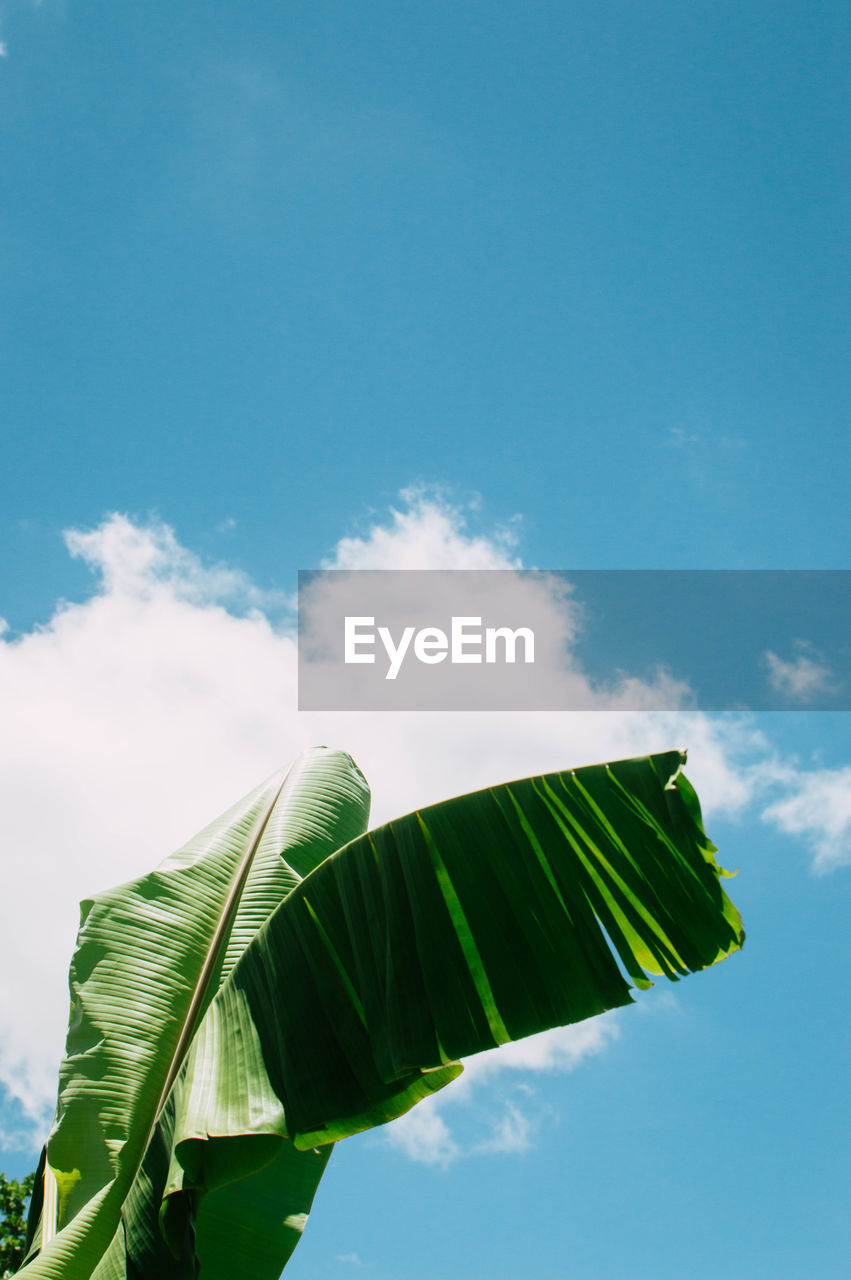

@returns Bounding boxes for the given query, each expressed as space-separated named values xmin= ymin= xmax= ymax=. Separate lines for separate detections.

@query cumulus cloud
xmin=0 ymin=487 xmax=844 ymax=1154
xmin=0 ymin=526 xmax=299 ymax=1133
xmin=65 ymin=513 xmax=286 ymax=611
xmin=325 ymin=485 xmax=522 ymax=571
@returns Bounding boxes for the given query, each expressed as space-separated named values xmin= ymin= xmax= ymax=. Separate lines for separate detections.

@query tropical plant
xmin=1 ymin=1172 xmax=35 ymax=1278
xmin=18 ymin=746 xmax=744 ymax=1278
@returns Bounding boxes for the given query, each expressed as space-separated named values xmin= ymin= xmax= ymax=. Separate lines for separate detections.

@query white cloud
xmin=762 ymin=641 xmax=835 ymax=703
xmin=64 ymin=512 xmax=285 ymax=611
xmin=383 ymin=1101 xmax=460 ymax=1169
xmin=762 ymin=766 xmax=851 ymax=871
xmin=300 ymin=541 xmax=695 ymax=712
xmin=336 ymin=1253 xmax=368 ymax=1268
xmin=460 ymin=1019 xmax=620 ymax=1084
xmin=0 ymin=526 xmax=299 ymax=1132
xmin=384 ymin=1019 xmax=620 ymax=1167
xmin=0 ymin=489 xmax=844 ymax=1155
xmin=473 ymin=1102 xmax=533 ymax=1155
xmin=325 ymin=485 xmax=522 ymax=571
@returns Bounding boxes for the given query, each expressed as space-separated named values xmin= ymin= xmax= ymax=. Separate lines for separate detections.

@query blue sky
xmin=0 ymin=3 xmax=849 ymax=1277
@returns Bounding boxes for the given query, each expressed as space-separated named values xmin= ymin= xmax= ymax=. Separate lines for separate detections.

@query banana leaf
xmin=19 ymin=748 xmax=743 ymax=1278
xmin=21 ymin=748 xmax=371 ymax=1279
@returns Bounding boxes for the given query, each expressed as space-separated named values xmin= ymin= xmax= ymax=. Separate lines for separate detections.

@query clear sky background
xmin=0 ymin=4 xmax=849 ymax=1278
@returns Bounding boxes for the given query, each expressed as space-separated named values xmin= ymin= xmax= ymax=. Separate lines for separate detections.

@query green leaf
xmin=19 ymin=749 xmax=370 ymax=1279
xmin=172 ymin=749 xmax=743 ymax=1158
xmin=1 ymin=1170 xmax=36 ymax=1278
xmin=20 ymin=748 xmax=744 ymax=1280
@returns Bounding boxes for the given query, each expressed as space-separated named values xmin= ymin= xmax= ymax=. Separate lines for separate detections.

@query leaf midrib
xmin=151 ymin=762 xmax=294 ymax=1125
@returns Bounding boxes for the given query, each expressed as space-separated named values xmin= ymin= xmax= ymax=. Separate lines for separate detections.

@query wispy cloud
xmin=473 ymin=1102 xmax=533 ymax=1156
xmin=762 ymin=766 xmax=851 ymax=871
xmin=384 ymin=1019 xmax=620 ymax=1167
xmin=383 ymin=1103 xmax=460 ymax=1169
xmin=763 ymin=640 xmax=835 ymax=703
xmin=336 ymin=1253 xmax=368 ymax=1268
xmin=667 ymin=426 xmax=700 ymax=448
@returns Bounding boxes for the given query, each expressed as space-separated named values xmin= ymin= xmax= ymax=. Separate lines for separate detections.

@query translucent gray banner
xmin=297 ymin=570 xmax=851 ymax=711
